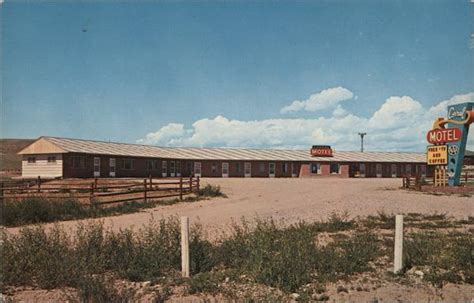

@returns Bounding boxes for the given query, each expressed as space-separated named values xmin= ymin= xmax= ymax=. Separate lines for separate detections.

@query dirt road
xmin=6 ymin=178 xmax=473 ymax=235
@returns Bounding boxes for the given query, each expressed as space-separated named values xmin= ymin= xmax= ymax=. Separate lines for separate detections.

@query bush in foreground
xmin=1 ymin=215 xmax=470 ymax=297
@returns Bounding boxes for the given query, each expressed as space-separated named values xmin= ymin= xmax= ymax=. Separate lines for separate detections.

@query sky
xmin=2 ymin=0 xmax=473 ymax=151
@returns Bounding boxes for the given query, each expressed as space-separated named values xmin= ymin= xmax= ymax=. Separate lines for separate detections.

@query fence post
xmin=196 ymin=176 xmax=200 ymax=194
xmin=149 ymin=174 xmax=153 ymax=189
xmin=37 ymin=176 xmax=41 ymax=193
xmin=90 ymin=183 xmax=95 ymax=205
xmin=94 ymin=178 xmax=98 ymax=190
xmin=189 ymin=176 xmax=193 ymax=192
xmin=144 ymin=179 xmax=148 ymax=203
xmin=181 ymin=216 xmax=190 ymax=278
xmin=394 ymin=214 xmax=404 ymax=274
xmin=0 ymin=182 xmax=4 ymax=205
xmin=179 ymin=177 xmax=183 ymax=200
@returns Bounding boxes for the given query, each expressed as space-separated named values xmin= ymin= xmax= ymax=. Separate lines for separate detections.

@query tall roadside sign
xmin=426 ymin=102 xmax=473 ymax=186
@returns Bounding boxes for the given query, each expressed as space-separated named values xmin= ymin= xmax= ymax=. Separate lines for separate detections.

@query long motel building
xmin=18 ymin=136 xmax=432 ymax=179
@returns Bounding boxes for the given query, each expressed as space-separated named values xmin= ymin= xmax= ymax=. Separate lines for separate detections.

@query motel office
xmin=19 ymin=137 xmax=433 ymax=179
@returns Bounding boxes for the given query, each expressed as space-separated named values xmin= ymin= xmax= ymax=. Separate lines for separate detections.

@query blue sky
xmin=2 ymin=0 xmax=473 ymax=151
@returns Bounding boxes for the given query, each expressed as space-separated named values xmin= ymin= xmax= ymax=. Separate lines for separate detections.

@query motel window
xmin=212 ymin=163 xmax=217 ymax=173
xmin=259 ymin=163 xmax=265 ymax=173
xmin=146 ymin=159 xmax=158 ymax=170
xmin=311 ymin=163 xmax=320 ymax=174
xmin=283 ymin=163 xmax=288 ymax=174
xmin=406 ymin=164 xmax=412 ymax=176
xmin=121 ymin=159 xmax=134 ymax=170
xmin=47 ymin=156 xmax=56 ymax=163
xmin=170 ymin=161 xmax=176 ymax=173
xmin=176 ymin=161 xmax=181 ymax=174
xmin=236 ymin=162 xmax=242 ymax=173
xmin=27 ymin=157 xmax=36 ymax=164
xmin=71 ymin=156 xmax=86 ymax=169
xmin=330 ymin=163 xmax=340 ymax=174
xmin=186 ymin=162 xmax=192 ymax=173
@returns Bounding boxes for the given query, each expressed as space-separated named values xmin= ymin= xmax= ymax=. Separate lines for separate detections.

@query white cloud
xmin=139 ymin=92 xmax=474 ymax=152
xmin=368 ymin=96 xmax=423 ymax=130
xmin=280 ymin=87 xmax=354 ymax=113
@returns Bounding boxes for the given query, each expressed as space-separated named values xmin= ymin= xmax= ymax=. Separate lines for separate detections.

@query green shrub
xmin=198 ymin=185 xmax=227 ymax=198
xmin=77 ymin=274 xmax=136 ymax=303
xmin=1 ymin=197 xmax=88 ymax=227
xmin=189 ymin=272 xmax=219 ymax=294
xmin=404 ymin=231 xmax=473 ymax=286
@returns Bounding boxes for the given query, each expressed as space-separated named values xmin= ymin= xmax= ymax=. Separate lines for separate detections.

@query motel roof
xmin=18 ymin=136 xmax=427 ymax=163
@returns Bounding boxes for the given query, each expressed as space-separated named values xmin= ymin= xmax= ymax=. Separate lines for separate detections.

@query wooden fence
xmin=402 ymin=171 xmax=474 ymax=189
xmin=0 ymin=176 xmax=200 ymax=206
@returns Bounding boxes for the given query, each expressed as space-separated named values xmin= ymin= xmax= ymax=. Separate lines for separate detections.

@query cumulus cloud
xmin=138 ymin=92 xmax=474 ymax=151
xmin=280 ymin=87 xmax=354 ymax=113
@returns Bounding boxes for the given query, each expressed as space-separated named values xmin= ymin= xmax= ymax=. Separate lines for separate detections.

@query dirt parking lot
xmin=7 ymin=177 xmax=472 ymax=235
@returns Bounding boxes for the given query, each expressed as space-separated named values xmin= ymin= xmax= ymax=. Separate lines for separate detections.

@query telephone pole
xmin=358 ymin=132 xmax=367 ymax=152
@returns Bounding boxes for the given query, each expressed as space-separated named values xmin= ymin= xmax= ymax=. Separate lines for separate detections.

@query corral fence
xmin=0 ymin=176 xmax=201 ymax=206
xmin=402 ymin=171 xmax=474 ymax=190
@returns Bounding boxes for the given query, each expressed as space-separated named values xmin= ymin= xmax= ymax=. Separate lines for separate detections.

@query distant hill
xmin=0 ymin=139 xmax=35 ymax=171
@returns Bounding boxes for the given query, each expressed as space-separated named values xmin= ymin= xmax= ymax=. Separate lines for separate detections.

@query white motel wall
xmin=21 ymin=154 xmax=63 ymax=179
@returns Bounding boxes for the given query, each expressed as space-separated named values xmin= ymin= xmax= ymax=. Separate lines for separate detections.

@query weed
xmin=404 ymin=231 xmax=473 ymax=287
xmin=198 ymin=184 xmax=227 ymax=198
xmin=77 ymin=274 xmax=136 ymax=303
xmin=188 ymin=272 xmax=219 ymax=294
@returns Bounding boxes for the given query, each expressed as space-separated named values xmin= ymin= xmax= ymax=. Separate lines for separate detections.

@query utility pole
xmin=358 ymin=132 xmax=367 ymax=152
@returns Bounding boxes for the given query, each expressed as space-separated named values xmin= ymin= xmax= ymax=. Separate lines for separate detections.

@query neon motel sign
xmin=426 ymin=102 xmax=473 ymax=186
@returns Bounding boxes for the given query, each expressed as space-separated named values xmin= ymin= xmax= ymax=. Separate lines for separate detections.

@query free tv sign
xmin=426 ymin=128 xmax=461 ymax=144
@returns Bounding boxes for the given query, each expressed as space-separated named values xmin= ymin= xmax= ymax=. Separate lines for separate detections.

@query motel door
xmin=94 ymin=157 xmax=101 ymax=177
xmin=359 ymin=163 xmax=366 ymax=178
xmin=194 ymin=162 xmax=202 ymax=178
xmin=244 ymin=162 xmax=252 ymax=178
xmin=170 ymin=161 xmax=176 ymax=177
xmin=391 ymin=164 xmax=397 ymax=178
xmin=291 ymin=163 xmax=297 ymax=177
xmin=222 ymin=162 xmax=229 ymax=178
xmin=162 ymin=161 xmax=167 ymax=177
xmin=269 ymin=163 xmax=276 ymax=178
xmin=376 ymin=164 xmax=382 ymax=178
xmin=109 ymin=158 xmax=116 ymax=177
xmin=176 ymin=161 xmax=181 ymax=177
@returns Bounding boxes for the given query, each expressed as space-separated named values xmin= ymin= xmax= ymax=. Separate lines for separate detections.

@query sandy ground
xmin=6 ymin=178 xmax=473 ymax=236
xmin=4 ymin=178 xmax=474 ymax=302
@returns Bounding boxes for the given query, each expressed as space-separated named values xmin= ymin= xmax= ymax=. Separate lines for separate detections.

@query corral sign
xmin=427 ymin=145 xmax=447 ymax=165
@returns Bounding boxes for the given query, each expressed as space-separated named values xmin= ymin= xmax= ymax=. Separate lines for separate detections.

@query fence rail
xmin=402 ymin=171 xmax=474 ymax=189
xmin=0 ymin=176 xmax=201 ymax=206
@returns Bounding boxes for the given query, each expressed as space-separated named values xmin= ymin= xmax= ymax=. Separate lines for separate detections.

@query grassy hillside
xmin=0 ymin=138 xmax=35 ymax=171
